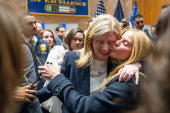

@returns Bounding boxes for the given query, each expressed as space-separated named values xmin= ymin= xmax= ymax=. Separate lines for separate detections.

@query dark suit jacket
xmin=34 ymin=38 xmax=49 ymax=90
xmin=143 ymin=29 xmax=151 ymax=39
xmin=45 ymin=73 xmax=141 ymax=113
xmin=37 ymin=51 xmax=115 ymax=112
xmin=36 ymin=33 xmax=42 ymax=40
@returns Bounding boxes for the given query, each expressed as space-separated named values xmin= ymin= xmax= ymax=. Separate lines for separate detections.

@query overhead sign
xmin=26 ymin=0 xmax=90 ymax=17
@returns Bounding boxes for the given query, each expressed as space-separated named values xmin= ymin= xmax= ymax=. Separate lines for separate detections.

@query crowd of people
xmin=1 ymin=1 xmax=170 ymax=113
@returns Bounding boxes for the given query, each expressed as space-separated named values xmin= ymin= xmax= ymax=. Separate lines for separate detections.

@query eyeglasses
xmin=135 ymin=21 xmax=144 ymax=24
xmin=72 ymin=38 xmax=83 ymax=42
xmin=24 ymin=69 xmax=43 ymax=87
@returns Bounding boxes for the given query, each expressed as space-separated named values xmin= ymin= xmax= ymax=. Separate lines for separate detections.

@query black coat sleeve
xmin=47 ymin=74 xmax=139 ymax=113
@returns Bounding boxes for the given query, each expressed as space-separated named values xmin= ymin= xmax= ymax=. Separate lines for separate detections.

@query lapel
xmin=35 ymin=37 xmax=40 ymax=52
xmin=74 ymin=59 xmax=114 ymax=96
xmin=75 ymin=66 xmax=90 ymax=96
xmin=107 ymin=59 xmax=114 ymax=77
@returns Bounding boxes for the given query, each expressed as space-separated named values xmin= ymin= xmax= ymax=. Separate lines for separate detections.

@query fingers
xmin=23 ymin=94 xmax=34 ymax=102
xmin=38 ymin=64 xmax=51 ymax=71
xmin=119 ymin=68 xmax=127 ymax=82
xmin=25 ymin=89 xmax=37 ymax=94
xmin=39 ymin=64 xmax=61 ymax=80
xmin=24 ymin=97 xmax=31 ymax=102
xmin=124 ymin=71 xmax=134 ymax=82
xmin=24 ymin=91 xmax=36 ymax=102
xmin=38 ymin=64 xmax=51 ymax=74
xmin=39 ymin=70 xmax=49 ymax=74
xmin=119 ymin=63 xmax=141 ymax=83
xmin=118 ymin=68 xmax=123 ymax=73
xmin=25 ymin=93 xmax=36 ymax=99
xmin=24 ymin=85 xmax=32 ymax=89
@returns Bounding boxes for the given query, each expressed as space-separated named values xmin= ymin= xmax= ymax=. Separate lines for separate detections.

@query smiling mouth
xmin=100 ymin=51 xmax=109 ymax=55
xmin=75 ymin=45 xmax=80 ymax=47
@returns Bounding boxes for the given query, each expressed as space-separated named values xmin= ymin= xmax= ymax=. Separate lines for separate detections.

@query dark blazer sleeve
xmin=37 ymin=51 xmax=79 ymax=103
xmin=60 ymin=51 xmax=79 ymax=78
xmin=36 ymin=86 xmax=53 ymax=103
xmin=47 ymin=74 xmax=139 ymax=113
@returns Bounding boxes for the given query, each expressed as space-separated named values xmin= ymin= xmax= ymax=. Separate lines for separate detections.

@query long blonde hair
xmin=102 ymin=28 xmax=154 ymax=90
xmin=76 ymin=14 xmax=122 ymax=68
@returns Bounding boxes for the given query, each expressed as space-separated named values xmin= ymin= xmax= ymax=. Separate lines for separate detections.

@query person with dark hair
xmin=18 ymin=12 xmax=49 ymax=91
xmin=35 ymin=23 xmax=43 ymax=40
xmin=133 ymin=13 xmax=151 ymax=39
xmin=133 ymin=13 xmax=145 ymax=30
xmin=55 ymin=25 xmax=65 ymax=45
xmin=41 ymin=28 xmax=84 ymax=113
xmin=119 ymin=20 xmax=129 ymax=29
xmin=37 ymin=23 xmax=43 ymax=33
xmin=151 ymin=3 xmax=170 ymax=40
xmin=15 ymin=45 xmax=42 ymax=113
xmin=45 ymin=28 xmax=84 ymax=66
xmin=40 ymin=29 xmax=57 ymax=50
xmin=161 ymin=3 xmax=170 ymax=13
xmin=84 ymin=20 xmax=93 ymax=35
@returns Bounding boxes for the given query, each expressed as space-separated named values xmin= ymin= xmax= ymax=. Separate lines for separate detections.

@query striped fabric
xmin=93 ymin=0 xmax=107 ymax=19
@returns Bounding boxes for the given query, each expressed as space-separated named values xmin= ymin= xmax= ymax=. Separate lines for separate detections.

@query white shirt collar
xmin=22 ymin=34 xmax=37 ymax=44
xmin=134 ymin=26 xmax=144 ymax=31
xmin=32 ymin=36 xmax=37 ymax=43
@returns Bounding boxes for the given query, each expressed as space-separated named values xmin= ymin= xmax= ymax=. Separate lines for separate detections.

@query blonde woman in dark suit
xmin=37 ymin=15 xmax=143 ymax=113
xmin=38 ymin=28 xmax=153 ymax=113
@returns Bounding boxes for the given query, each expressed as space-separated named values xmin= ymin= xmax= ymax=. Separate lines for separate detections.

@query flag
xmin=129 ymin=0 xmax=138 ymax=28
xmin=114 ymin=0 xmax=125 ymax=21
xmin=93 ymin=0 xmax=107 ymax=19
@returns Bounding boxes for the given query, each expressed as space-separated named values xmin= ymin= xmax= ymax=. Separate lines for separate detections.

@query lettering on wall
xmin=27 ymin=0 xmax=89 ymax=17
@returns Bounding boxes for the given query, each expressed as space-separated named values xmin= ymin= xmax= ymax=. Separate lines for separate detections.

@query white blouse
xmin=90 ymin=59 xmax=107 ymax=94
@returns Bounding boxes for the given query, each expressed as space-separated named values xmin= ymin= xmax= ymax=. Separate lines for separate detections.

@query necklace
xmin=94 ymin=59 xmax=107 ymax=75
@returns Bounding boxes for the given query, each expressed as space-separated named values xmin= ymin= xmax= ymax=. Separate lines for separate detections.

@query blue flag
xmin=114 ymin=0 xmax=124 ymax=21
xmin=93 ymin=0 xmax=107 ymax=19
xmin=129 ymin=0 xmax=138 ymax=28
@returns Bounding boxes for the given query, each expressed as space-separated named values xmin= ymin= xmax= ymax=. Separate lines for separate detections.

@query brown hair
xmin=162 ymin=3 xmax=170 ymax=9
xmin=0 ymin=2 xmax=24 ymax=113
xmin=156 ymin=8 xmax=170 ymax=39
xmin=131 ymin=9 xmax=170 ymax=113
xmin=63 ymin=28 xmax=84 ymax=51
xmin=40 ymin=29 xmax=57 ymax=48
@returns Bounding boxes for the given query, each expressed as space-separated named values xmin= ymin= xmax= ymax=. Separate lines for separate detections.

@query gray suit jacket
xmin=21 ymin=44 xmax=36 ymax=87
xmin=19 ymin=44 xmax=42 ymax=113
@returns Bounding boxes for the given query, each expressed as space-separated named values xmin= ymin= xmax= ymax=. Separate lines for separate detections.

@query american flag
xmin=93 ymin=0 xmax=107 ymax=19
xmin=129 ymin=0 xmax=138 ymax=28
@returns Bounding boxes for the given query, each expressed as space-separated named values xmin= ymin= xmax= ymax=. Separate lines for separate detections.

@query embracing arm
xmin=47 ymin=74 xmax=138 ymax=113
xmin=36 ymin=86 xmax=53 ymax=103
xmin=119 ymin=62 xmax=142 ymax=85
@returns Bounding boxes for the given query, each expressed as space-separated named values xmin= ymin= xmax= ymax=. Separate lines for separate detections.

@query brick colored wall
xmin=1 ymin=0 xmax=132 ymax=31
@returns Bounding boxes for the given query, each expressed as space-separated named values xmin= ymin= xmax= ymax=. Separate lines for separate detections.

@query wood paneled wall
xmin=132 ymin=0 xmax=170 ymax=27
